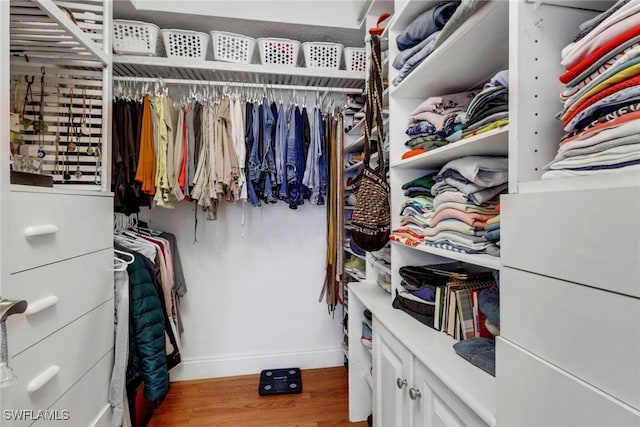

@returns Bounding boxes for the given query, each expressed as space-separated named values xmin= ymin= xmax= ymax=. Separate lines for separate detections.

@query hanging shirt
xmin=134 ymin=95 xmax=156 ymax=195
xmin=230 ymin=98 xmax=247 ymax=201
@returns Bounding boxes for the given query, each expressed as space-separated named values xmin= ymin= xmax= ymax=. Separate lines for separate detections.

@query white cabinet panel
xmin=0 ymin=301 xmax=114 ymax=426
xmin=7 ymin=190 xmax=112 ymax=273
xmin=497 ymin=338 xmax=640 ymax=427
xmin=501 ymin=267 xmax=640 ymax=410
xmin=373 ymin=319 xmax=411 ymax=427
xmin=4 ymin=249 xmax=114 ymax=356
xmin=501 ymin=189 xmax=640 ymax=297
xmin=32 ymin=351 xmax=114 ymax=427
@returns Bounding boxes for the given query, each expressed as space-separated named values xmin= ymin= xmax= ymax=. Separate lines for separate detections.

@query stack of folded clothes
xmin=392 ymin=1 xmax=461 ymax=86
xmin=460 ymin=70 xmax=509 ymax=139
xmin=390 ymin=171 xmax=438 ymax=247
xmin=483 ymin=211 xmax=501 ymax=257
xmin=544 ymin=0 xmax=640 ymax=179
xmin=402 ymin=90 xmax=479 ymax=159
xmin=392 ymin=1 xmax=492 ymax=86
xmin=425 ymin=156 xmax=506 ymax=254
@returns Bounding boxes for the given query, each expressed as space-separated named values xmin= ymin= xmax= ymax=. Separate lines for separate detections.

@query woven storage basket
xmin=113 ymin=19 xmax=160 ymax=56
xmin=211 ymin=31 xmax=256 ymax=64
xmin=344 ymin=47 xmax=367 ymax=72
xmin=302 ymin=42 xmax=344 ymax=69
xmin=161 ymin=29 xmax=209 ymax=60
xmin=257 ymin=38 xmax=300 ymax=66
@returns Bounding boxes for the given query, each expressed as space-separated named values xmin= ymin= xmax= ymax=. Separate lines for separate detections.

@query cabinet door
xmin=373 ymin=322 xmax=411 ymax=427
xmin=413 ymin=360 xmax=487 ymax=427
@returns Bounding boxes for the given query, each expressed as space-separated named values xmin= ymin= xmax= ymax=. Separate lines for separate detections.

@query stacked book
xmin=392 ymin=261 xmax=497 ymax=340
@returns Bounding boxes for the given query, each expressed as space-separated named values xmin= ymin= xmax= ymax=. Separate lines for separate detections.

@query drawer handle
xmin=27 ymin=365 xmax=60 ymax=394
xmin=24 ymin=225 xmax=59 ymax=238
xmin=25 ymin=296 xmax=59 ymax=316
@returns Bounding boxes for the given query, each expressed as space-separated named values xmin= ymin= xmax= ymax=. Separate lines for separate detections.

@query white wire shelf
xmin=113 ymin=54 xmax=366 ymax=90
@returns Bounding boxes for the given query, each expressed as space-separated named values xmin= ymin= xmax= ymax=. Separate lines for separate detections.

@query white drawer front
xmin=7 ymin=191 xmax=112 ymax=273
xmin=0 ymin=301 xmax=114 ymax=426
xmin=497 ymin=338 xmax=640 ymax=426
xmin=502 ymin=267 xmax=640 ymax=410
xmin=4 ymin=249 xmax=114 ymax=356
xmin=32 ymin=352 xmax=114 ymax=427
xmin=501 ymin=188 xmax=640 ymax=297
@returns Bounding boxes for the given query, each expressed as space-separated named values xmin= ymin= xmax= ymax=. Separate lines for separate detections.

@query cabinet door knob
xmin=409 ymin=387 xmax=422 ymax=400
xmin=396 ymin=377 xmax=407 ymax=389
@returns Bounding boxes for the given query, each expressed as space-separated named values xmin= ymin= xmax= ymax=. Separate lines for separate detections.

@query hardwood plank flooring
xmin=147 ymin=366 xmax=369 ymax=427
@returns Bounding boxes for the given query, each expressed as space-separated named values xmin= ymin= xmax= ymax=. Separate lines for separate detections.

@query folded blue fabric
xmin=396 ymin=1 xmax=461 ymax=51
xmin=479 ymin=286 xmax=499 ymax=328
xmin=484 ymin=228 xmax=500 ymax=242
xmin=453 ymin=338 xmax=495 ymax=376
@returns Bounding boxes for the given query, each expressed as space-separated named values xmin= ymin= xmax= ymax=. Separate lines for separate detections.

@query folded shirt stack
xmin=392 ymin=1 xmax=461 ymax=86
xmin=425 ymin=156 xmax=506 ymax=254
xmin=544 ymin=0 xmax=640 ymax=179
xmin=483 ymin=212 xmax=500 ymax=257
xmin=403 ymin=90 xmax=479 ymax=158
xmin=391 ymin=171 xmax=438 ymax=247
xmin=460 ymin=70 xmax=509 ymax=139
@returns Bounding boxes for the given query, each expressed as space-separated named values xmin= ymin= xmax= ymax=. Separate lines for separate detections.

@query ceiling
xmin=112 ymin=0 xmax=393 ymax=48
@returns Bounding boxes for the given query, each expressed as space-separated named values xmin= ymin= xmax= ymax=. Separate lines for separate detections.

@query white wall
xmin=138 ymin=198 xmax=344 ymax=381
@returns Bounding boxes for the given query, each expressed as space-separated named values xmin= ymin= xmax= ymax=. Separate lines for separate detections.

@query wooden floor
xmin=147 ymin=366 xmax=369 ymax=427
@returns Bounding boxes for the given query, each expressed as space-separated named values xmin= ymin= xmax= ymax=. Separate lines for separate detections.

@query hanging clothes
xmin=111 ymin=83 xmax=343 ymax=217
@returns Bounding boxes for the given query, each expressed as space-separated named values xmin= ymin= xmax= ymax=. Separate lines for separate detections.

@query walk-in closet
xmin=0 ymin=1 xmax=638 ymax=427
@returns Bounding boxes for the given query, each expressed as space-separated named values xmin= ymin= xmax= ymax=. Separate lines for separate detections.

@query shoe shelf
xmin=345 ymin=152 xmax=379 ymax=172
xmin=345 ymin=118 xmax=389 ymax=153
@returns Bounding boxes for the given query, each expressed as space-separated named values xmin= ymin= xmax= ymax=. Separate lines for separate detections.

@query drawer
xmin=497 ymin=338 xmax=640 ymax=426
xmin=32 ymin=351 xmax=114 ymax=427
xmin=4 ymin=249 xmax=114 ymax=356
xmin=7 ymin=190 xmax=112 ymax=273
xmin=0 ymin=300 xmax=114 ymax=426
xmin=501 ymin=188 xmax=640 ymax=297
xmin=501 ymin=267 xmax=640 ymax=410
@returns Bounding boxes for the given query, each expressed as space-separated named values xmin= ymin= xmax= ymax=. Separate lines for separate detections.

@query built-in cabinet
xmin=349 ymin=0 xmax=640 ymax=425
xmin=1 ymin=1 xmax=114 ymax=426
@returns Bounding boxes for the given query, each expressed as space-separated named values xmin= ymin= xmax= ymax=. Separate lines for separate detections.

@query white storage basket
xmin=161 ymin=29 xmax=209 ymax=60
xmin=211 ymin=31 xmax=256 ymax=64
xmin=113 ymin=19 xmax=160 ymax=56
xmin=302 ymin=42 xmax=344 ymax=69
xmin=344 ymin=47 xmax=367 ymax=72
xmin=257 ymin=38 xmax=300 ymax=66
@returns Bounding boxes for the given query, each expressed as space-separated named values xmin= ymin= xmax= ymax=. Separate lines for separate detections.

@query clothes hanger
xmin=113 ymin=257 xmax=128 ymax=272
xmin=114 ymin=248 xmax=135 ymax=264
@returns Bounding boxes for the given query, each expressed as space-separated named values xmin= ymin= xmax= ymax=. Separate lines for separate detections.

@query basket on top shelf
xmin=113 ymin=19 xmax=160 ymax=56
xmin=211 ymin=31 xmax=256 ymax=64
xmin=161 ymin=29 xmax=209 ymax=60
xmin=302 ymin=42 xmax=343 ymax=69
xmin=257 ymin=38 xmax=300 ymax=66
xmin=344 ymin=47 xmax=367 ymax=72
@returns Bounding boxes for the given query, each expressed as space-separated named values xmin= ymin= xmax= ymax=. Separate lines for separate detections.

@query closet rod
xmin=112 ymin=76 xmax=362 ymax=94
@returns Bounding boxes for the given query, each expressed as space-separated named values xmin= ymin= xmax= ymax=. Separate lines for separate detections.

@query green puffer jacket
xmin=126 ymin=253 xmax=169 ymax=401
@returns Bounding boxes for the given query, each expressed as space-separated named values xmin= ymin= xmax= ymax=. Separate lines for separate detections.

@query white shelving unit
xmin=9 ymin=0 xmax=112 ymax=189
xmin=2 ymin=2 xmax=115 ymax=427
xmin=113 ymin=54 xmax=365 ymax=89
xmin=349 ymin=0 xmax=640 ymax=426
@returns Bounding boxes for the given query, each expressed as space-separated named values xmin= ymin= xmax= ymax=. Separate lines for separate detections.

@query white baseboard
xmin=169 ymin=346 xmax=345 ymax=382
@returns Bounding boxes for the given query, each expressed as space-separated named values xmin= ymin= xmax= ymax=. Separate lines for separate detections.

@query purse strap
xmin=362 ymin=34 xmax=386 ymax=182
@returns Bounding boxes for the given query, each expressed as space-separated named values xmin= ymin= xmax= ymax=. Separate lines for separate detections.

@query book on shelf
xmin=434 ymin=285 xmax=446 ymax=331
xmin=445 ymin=278 xmax=496 ymax=339
xmin=472 ymin=289 xmax=494 ymax=339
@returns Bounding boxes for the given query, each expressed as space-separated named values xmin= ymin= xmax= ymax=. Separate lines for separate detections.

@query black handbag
xmin=351 ymin=34 xmax=390 ymax=252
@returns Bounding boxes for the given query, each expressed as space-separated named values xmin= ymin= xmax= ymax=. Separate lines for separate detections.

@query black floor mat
xmin=258 ymin=368 xmax=302 ymax=396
